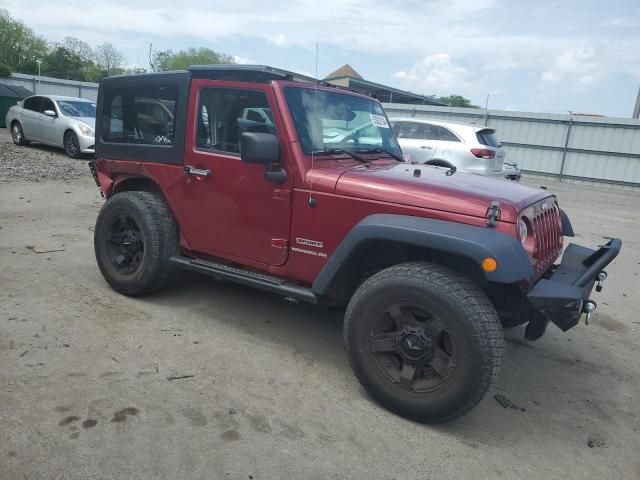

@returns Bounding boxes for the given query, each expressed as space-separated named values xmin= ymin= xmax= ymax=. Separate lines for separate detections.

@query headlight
xmin=518 ymin=218 xmax=528 ymax=245
xmin=77 ymin=124 xmax=94 ymax=136
xmin=518 ymin=215 xmax=536 ymax=256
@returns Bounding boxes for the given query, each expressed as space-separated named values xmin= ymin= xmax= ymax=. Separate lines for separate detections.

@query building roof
xmin=323 ymin=64 xmax=446 ymax=106
xmin=0 ymin=82 xmax=32 ymax=98
xmin=324 ymin=64 xmax=363 ymax=81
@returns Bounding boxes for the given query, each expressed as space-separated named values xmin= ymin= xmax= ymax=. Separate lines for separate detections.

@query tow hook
xmin=583 ymin=300 xmax=597 ymax=325
xmin=596 ymin=271 xmax=607 ymax=292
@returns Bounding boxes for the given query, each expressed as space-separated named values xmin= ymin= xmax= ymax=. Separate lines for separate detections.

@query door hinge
xmin=271 ymin=238 xmax=289 ymax=250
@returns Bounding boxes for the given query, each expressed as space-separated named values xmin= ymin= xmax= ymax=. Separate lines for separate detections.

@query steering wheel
xmin=339 ymin=133 xmax=359 ymax=144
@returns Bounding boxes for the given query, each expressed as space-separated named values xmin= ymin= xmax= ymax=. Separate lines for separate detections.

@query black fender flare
xmin=312 ymin=214 xmax=534 ymax=295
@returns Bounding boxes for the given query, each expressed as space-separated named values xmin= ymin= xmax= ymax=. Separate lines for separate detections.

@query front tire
xmin=64 ymin=130 xmax=81 ymax=158
xmin=344 ymin=262 xmax=504 ymax=423
xmin=94 ymin=191 xmax=178 ymax=296
xmin=11 ymin=121 xmax=28 ymax=146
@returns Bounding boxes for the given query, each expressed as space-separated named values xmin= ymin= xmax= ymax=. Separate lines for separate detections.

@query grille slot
xmin=530 ymin=200 xmax=563 ymax=276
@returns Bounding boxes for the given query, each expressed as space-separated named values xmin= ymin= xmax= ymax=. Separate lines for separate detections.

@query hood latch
xmin=486 ymin=201 xmax=501 ymax=227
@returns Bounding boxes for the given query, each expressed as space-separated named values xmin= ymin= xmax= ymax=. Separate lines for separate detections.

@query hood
xmin=335 ymin=162 xmax=551 ymax=223
xmin=70 ymin=117 xmax=95 ymax=130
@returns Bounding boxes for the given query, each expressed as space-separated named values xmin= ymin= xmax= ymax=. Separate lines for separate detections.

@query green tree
xmin=0 ymin=9 xmax=47 ymax=74
xmin=95 ymin=42 xmax=125 ymax=76
xmin=151 ymin=47 xmax=234 ymax=71
xmin=433 ymin=95 xmax=479 ymax=108
xmin=42 ymin=45 xmax=84 ymax=80
xmin=63 ymin=36 xmax=94 ymax=63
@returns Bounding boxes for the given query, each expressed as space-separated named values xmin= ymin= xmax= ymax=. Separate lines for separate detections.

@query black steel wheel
xmin=105 ymin=214 xmax=145 ymax=275
xmin=94 ymin=191 xmax=178 ymax=296
xmin=344 ymin=262 xmax=504 ymax=423
xmin=11 ymin=121 xmax=28 ymax=146
xmin=368 ymin=304 xmax=458 ymax=394
xmin=64 ymin=130 xmax=81 ymax=158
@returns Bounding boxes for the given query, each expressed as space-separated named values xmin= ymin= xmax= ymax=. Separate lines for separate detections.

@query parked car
xmin=6 ymin=95 xmax=96 ymax=158
xmin=389 ymin=118 xmax=512 ymax=180
xmin=504 ymin=161 xmax=522 ymax=181
xmin=89 ymin=65 xmax=621 ymax=424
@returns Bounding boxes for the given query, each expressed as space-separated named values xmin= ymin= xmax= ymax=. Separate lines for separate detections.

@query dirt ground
xmin=1 ymin=128 xmax=639 ymax=479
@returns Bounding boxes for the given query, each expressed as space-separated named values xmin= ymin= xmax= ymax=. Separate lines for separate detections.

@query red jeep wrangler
xmin=90 ymin=65 xmax=621 ymax=423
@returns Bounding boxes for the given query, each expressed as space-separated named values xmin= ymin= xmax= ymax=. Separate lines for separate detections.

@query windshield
xmin=284 ymin=87 xmax=402 ymax=157
xmin=57 ymin=101 xmax=96 ymax=118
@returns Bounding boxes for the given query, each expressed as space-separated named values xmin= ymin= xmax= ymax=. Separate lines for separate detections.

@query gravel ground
xmin=1 ymin=126 xmax=639 ymax=479
xmin=0 ymin=129 xmax=90 ymax=183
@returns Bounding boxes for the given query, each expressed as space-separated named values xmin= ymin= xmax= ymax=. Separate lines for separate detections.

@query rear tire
xmin=11 ymin=121 xmax=28 ymax=146
xmin=344 ymin=262 xmax=504 ymax=423
xmin=94 ymin=191 xmax=178 ymax=296
xmin=64 ymin=130 xmax=81 ymax=158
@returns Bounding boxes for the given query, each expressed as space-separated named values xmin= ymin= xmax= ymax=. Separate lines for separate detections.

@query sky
xmin=3 ymin=0 xmax=640 ymax=117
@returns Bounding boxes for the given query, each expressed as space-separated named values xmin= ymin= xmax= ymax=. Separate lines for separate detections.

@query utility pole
xmin=483 ymin=94 xmax=490 ymax=125
xmin=633 ymin=86 xmax=640 ymax=119
xmin=35 ymin=59 xmax=42 ymax=93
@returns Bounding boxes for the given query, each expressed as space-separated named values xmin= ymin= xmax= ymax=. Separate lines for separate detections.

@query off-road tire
xmin=11 ymin=121 xmax=29 ymax=146
xmin=344 ymin=262 xmax=504 ymax=423
xmin=500 ymin=315 xmax=528 ymax=328
xmin=64 ymin=130 xmax=81 ymax=158
xmin=94 ymin=191 xmax=178 ymax=296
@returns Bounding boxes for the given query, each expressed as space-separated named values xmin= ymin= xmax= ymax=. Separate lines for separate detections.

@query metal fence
xmin=2 ymin=73 xmax=99 ymax=101
xmin=383 ymin=103 xmax=640 ymax=188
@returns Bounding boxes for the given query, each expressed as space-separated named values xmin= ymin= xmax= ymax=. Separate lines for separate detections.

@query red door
xmin=179 ymin=80 xmax=292 ymax=266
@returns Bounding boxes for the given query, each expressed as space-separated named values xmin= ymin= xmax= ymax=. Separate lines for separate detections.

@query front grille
xmin=530 ymin=199 xmax=563 ymax=277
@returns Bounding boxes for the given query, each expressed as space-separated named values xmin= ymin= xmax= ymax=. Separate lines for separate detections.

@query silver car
xmin=5 ymin=95 xmax=96 ymax=158
xmin=390 ymin=118 xmax=518 ymax=180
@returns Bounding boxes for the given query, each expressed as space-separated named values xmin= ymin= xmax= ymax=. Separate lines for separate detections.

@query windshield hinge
xmin=486 ymin=201 xmax=501 ymax=227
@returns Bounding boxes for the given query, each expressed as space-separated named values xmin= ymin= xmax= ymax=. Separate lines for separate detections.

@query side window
xmin=197 ymin=88 xmax=274 ymax=154
xmin=435 ymin=126 xmax=460 ymax=142
xmin=415 ymin=123 xmax=438 ymax=140
xmin=24 ymin=97 xmax=42 ymax=112
xmin=102 ymin=86 xmax=177 ymax=145
xmin=40 ymin=98 xmax=55 ymax=113
xmin=397 ymin=122 xmax=417 ymax=139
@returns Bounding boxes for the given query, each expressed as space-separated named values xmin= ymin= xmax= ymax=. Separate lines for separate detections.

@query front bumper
xmin=78 ymin=133 xmax=95 ymax=154
xmin=527 ymin=238 xmax=621 ymax=332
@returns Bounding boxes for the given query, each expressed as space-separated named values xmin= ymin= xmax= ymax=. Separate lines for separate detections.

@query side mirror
xmin=43 ymin=109 xmax=56 ymax=117
xmin=240 ymin=132 xmax=287 ymax=184
xmin=240 ymin=132 xmax=279 ymax=164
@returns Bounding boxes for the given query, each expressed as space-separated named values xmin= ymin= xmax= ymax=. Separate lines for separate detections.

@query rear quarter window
xmin=434 ymin=126 xmax=460 ymax=142
xmin=101 ymin=85 xmax=177 ymax=146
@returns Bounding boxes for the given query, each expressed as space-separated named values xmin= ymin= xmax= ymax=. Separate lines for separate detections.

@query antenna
xmin=308 ymin=43 xmax=319 ymax=208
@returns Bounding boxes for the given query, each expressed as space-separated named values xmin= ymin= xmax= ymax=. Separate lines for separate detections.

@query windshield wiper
xmin=360 ymin=147 xmax=405 ymax=162
xmin=313 ymin=148 xmax=369 ymax=163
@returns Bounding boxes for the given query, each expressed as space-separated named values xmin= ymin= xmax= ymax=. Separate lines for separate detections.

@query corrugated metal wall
xmin=383 ymin=103 xmax=640 ymax=186
xmin=2 ymin=73 xmax=98 ymax=101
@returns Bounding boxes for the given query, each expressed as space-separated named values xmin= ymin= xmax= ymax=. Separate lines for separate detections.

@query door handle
xmin=420 ymin=145 xmax=432 ymax=149
xmin=184 ymin=166 xmax=211 ymax=177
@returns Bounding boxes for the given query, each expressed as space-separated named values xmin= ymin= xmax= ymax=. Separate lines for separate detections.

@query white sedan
xmin=5 ymin=94 xmax=96 ymax=158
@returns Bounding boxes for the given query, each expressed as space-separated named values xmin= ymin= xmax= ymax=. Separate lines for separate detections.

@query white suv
xmin=389 ymin=118 xmax=519 ymax=181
